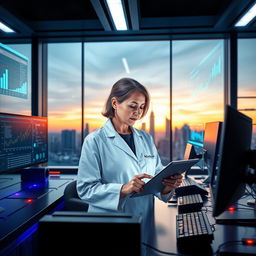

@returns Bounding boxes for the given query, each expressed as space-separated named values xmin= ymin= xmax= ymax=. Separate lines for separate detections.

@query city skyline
xmin=48 ymin=110 xmax=177 ymax=165
xmin=48 ymin=110 xmax=256 ymax=166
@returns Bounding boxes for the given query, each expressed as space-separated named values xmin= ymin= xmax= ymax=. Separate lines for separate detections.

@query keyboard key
xmin=176 ymin=211 xmax=213 ymax=246
xmin=177 ymin=194 xmax=204 ymax=213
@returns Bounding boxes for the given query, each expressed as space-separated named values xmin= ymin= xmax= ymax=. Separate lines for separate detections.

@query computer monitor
xmin=183 ymin=143 xmax=198 ymax=160
xmin=203 ymin=121 xmax=222 ymax=183
xmin=0 ymin=113 xmax=48 ymax=173
xmin=211 ymin=105 xmax=252 ymax=217
xmin=0 ymin=43 xmax=29 ymax=99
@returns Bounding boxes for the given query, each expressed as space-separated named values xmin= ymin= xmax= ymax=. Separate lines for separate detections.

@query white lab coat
xmin=77 ymin=119 xmax=172 ymax=244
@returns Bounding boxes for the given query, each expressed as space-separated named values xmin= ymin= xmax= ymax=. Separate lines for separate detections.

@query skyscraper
xmin=149 ymin=110 xmax=155 ymax=143
xmin=84 ymin=123 xmax=90 ymax=138
xmin=61 ymin=129 xmax=76 ymax=154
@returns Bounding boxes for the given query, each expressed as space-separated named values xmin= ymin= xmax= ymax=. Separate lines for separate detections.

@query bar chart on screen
xmin=0 ymin=43 xmax=28 ymax=99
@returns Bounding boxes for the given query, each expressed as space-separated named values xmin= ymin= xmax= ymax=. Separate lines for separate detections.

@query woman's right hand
xmin=120 ymin=173 xmax=153 ymax=198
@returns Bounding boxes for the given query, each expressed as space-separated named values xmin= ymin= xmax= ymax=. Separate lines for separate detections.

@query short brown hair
xmin=102 ymin=78 xmax=150 ymax=119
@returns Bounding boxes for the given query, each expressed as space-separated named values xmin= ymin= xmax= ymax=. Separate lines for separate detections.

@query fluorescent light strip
xmin=122 ymin=57 xmax=130 ymax=74
xmin=235 ymin=2 xmax=256 ymax=27
xmin=106 ymin=0 xmax=128 ymax=30
xmin=0 ymin=22 xmax=15 ymax=33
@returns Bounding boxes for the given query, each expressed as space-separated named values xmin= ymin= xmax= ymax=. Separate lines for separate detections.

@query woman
xmin=77 ymin=78 xmax=182 ymax=249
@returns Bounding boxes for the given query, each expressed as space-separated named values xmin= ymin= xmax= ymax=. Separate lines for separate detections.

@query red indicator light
xmin=228 ymin=206 xmax=236 ymax=212
xmin=26 ymin=199 xmax=33 ymax=203
xmin=49 ymin=171 xmax=61 ymax=174
xmin=242 ymin=238 xmax=256 ymax=246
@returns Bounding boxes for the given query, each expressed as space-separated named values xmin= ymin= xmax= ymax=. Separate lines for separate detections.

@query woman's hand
xmin=120 ymin=173 xmax=153 ymax=198
xmin=161 ymin=173 xmax=183 ymax=195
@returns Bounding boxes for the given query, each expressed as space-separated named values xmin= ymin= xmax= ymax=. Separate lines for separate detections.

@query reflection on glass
xmin=172 ymin=40 xmax=224 ymax=160
xmin=84 ymin=41 xmax=170 ymax=165
xmin=0 ymin=44 xmax=31 ymax=115
xmin=238 ymin=39 xmax=256 ymax=149
xmin=48 ymin=43 xmax=82 ymax=166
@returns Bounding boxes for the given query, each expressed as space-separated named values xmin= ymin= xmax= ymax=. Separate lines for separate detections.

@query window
xmin=84 ymin=41 xmax=170 ymax=165
xmin=48 ymin=43 xmax=82 ymax=166
xmin=172 ymin=40 xmax=224 ymax=160
xmin=46 ymin=39 xmax=227 ymax=166
xmin=0 ymin=44 xmax=31 ymax=115
xmin=238 ymin=39 xmax=256 ymax=149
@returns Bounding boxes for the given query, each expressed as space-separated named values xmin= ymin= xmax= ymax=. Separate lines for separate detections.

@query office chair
xmin=63 ymin=180 xmax=89 ymax=211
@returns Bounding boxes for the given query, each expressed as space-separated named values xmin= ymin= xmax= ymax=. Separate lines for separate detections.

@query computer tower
xmin=38 ymin=211 xmax=142 ymax=256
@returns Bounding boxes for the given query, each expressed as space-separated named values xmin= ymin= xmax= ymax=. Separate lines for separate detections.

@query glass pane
xmin=84 ymin=41 xmax=170 ymax=165
xmin=172 ymin=40 xmax=224 ymax=160
xmin=0 ymin=44 xmax=31 ymax=115
xmin=48 ymin=43 xmax=82 ymax=166
xmin=238 ymin=39 xmax=256 ymax=149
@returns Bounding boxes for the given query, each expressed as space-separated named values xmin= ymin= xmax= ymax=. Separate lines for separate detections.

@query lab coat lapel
xmin=131 ymin=126 xmax=144 ymax=162
xmin=113 ymin=135 xmax=137 ymax=161
xmin=103 ymin=119 xmax=138 ymax=161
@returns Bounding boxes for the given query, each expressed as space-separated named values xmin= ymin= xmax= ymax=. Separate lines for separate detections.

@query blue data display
xmin=0 ymin=114 xmax=48 ymax=173
xmin=190 ymin=41 xmax=223 ymax=95
xmin=0 ymin=43 xmax=28 ymax=99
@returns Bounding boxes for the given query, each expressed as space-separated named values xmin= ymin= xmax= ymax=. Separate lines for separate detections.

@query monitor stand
xmin=217 ymin=157 xmax=256 ymax=226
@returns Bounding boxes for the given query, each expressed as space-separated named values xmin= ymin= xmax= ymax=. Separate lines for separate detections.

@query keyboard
xmin=175 ymin=177 xmax=208 ymax=197
xmin=177 ymin=194 xmax=203 ymax=213
xmin=176 ymin=211 xmax=213 ymax=246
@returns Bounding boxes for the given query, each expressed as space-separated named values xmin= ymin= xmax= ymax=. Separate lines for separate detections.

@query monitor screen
xmin=0 ymin=43 xmax=28 ymax=99
xmin=0 ymin=113 xmax=48 ymax=173
xmin=183 ymin=143 xmax=197 ymax=160
xmin=203 ymin=121 xmax=222 ymax=183
xmin=211 ymin=106 xmax=252 ymax=217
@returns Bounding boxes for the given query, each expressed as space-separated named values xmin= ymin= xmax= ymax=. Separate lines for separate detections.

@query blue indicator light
xmin=17 ymin=223 xmax=38 ymax=245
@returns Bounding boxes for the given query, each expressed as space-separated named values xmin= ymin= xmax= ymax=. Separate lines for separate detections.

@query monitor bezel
xmin=0 ymin=112 xmax=48 ymax=174
xmin=211 ymin=105 xmax=252 ymax=217
xmin=203 ymin=121 xmax=222 ymax=184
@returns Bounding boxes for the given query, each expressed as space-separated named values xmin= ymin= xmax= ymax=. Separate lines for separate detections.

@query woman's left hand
xmin=161 ymin=173 xmax=183 ymax=195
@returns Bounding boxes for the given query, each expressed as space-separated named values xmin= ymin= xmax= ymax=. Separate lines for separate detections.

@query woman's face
xmin=112 ymin=91 xmax=146 ymax=126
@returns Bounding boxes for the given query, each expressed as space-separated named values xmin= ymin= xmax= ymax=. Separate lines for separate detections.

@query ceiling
xmin=0 ymin=0 xmax=256 ymax=42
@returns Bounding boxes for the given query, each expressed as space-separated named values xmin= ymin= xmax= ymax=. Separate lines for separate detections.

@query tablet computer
xmin=130 ymin=159 xmax=199 ymax=198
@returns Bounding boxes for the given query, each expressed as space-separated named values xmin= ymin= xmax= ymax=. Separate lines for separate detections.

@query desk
xmin=0 ymin=174 xmax=76 ymax=255
xmin=1 ymin=174 xmax=255 ymax=256
xmin=147 ymin=195 xmax=256 ymax=255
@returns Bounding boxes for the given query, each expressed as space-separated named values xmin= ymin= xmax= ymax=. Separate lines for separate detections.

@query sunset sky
xmin=1 ymin=40 xmax=255 ymax=135
xmin=47 ymin=40 xmax=225 ymax=134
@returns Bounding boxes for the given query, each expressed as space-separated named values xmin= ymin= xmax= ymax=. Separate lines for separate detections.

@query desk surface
xmin=0 ymin=174 xmax=76 ymax=251
xmin=1 ymin=174 xmax=255 ymax=256
xmin=147 ymin=187 xmax=256 ymax=256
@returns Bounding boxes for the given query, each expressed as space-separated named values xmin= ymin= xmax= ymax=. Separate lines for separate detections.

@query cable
xmin=246 ymin=186 xmax=256 ymax=199
xmin=236 ymin=202 xmax=255 ymax=209
xmin=141 ymin=242 xmax=189 ymax=256
xmin=235 ymin=207 xmax=256 ymax=211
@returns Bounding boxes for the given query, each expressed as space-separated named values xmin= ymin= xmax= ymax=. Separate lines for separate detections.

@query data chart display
xmin=0 ymin=113 xmax=48 ymax=173
xmin=0 ymin=43 xmax=28 ymax=99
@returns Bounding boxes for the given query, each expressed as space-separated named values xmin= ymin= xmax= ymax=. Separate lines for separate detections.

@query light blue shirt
xmin=77 ymin=119 xmax=172 ymax=243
